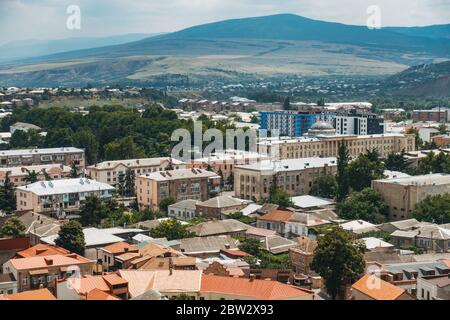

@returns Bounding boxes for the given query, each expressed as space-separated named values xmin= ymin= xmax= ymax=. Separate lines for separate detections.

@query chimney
xmin=44 ymin=258 xmax=53 ymax=265
xmin=249 ymin=274 xmax=256 ymax=281
xmin=124 ymin=247 xmax=129 ymax=252
xmin=136 ymin=159 xmax=140 ymax=165
xmin=169 ymin=257 xmax=174 ymax=275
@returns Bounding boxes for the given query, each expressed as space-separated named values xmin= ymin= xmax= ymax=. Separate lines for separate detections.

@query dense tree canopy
xmin=55 ymin=221 xmax=86 ymax=255
xmin=347 ymin=151 xmax=385 ymax=192
xmin=337 ymin=188 xmax=389 ymax=224
xmin=411 ymin=194 xmax=450 ymax=224
xmin=417 ymin=152 xmax=450 ymax=174
xmin=311 ymin=226 xmax=365 ymax=300
xmin=0 ymin=172 xmax=16 ymax=214
xmin=310 ymin=175 xmax=338 ymax=199
xmin=385 ymin=150 xmax=408 ymax=172
xmin=0 ymin=216 xmax=25 ymax=238
xmin=268 ymin=186 xmax=294 ymax=208
xmin=150 ymin=218 xmax=194 ymax=240
xmin=336 ymin=141 xmax=349 ymax=202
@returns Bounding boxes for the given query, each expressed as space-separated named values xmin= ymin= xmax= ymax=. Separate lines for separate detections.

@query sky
xmin=0 ymin=0 xmax=449 ymax=44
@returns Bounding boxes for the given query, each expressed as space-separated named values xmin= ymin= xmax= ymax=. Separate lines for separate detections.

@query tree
xmin=311 ymin=226 xmax=365 ymax=300
xmin=406 ymin=128 xmax=422 ymax=149
xmin=73 ymin=128 xmax=99 ymax=165
xmin=385 ymin=150 xmax=408 ymax=172
xmin=268 ymin=186 xmax=294 ymax=208
xmin=79 ymin=195 xmax=105 ymax=226
xmin=104 ymin=136 xmax=146 ymax=160
xmin=417 ymin=151 xmax=450 ymax=174
xmin=44 ymin=128 xmax=74 ymax=148
xmin=411 ymin=194 xmax=450 ymax=224
xmin=336 ymin=141 xmax=349 ymax=202
xmin=0 ymin=172 xmax=16 ymax=214
xmin=9 ymin=130 xmax=31 ymax=148
xmin=317 ymin=98 xmax=325 ymax=107
xmin=250 ymin=115 xmax=259 ymax=124
xmin=42 ymin=169 xmax=52 ymax=181
xmin=283 ymin=97 xmax=291 ymax=110
xmin=310 ymin=175 xmax=338 ymax=199
xmin=337 ymin=188 xmax=389 ymax=224
xmin=55 ymin=221 xmax=86 ymax=255
xmin=70 ymin=163 xmax=79 ymax=178
xmin=159 ymin=196 xmax=176 ymax=215
xmin=150 ymin=218 xmax=194 ymax=240
xmin=24 ymin=169 xmax=39 ymax=183
xmin=124 ymin=169 xmax=135 ymax=197
xmin=347 ymin=153 xmax=385 ymax=192
xmin=0 ymin=217 xmax=25 ymax=238
xmin=238 ymin=238 xmax=261 ymax=256
xmin=438 ymin=124 xmax=447 ymax=135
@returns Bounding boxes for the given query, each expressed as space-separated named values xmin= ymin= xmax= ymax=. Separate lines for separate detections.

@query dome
xmin=310 ymin=121 xmax=334 ymax=130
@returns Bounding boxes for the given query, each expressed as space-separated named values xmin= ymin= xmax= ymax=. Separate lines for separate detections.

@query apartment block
xmin=258 ymin=133 xmax=415 ymax=160
xmin=136 ymin=169 xmax=220 ymax=211
xmin=0 ymin=164 xmax=72 ymax=186
xmin=0 ymin=147 xmax=85 ymax=169
xmin=335 ymin=111 xmax=384 ymax=135
xmin=234 ymin=157 xmax=337 ymax=201
xmin=15 ymin=178 xmax=115 ymax=217
xmin=372 ymin=174 xmax=450 ymax=221
xmin=86 ymin=157 xmax=186 ymax=187
xmin=260 ymin=111 xmax=335 ymax=137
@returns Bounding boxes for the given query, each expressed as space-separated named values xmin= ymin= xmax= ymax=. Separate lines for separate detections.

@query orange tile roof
xmin=9 ymin=254 xmax=93 ymax=271
xmin=200 ymin=274 xmax=313 ymax=300
xmin=258 ymin=210 xmax=293 ymax=223
xmin=85 ymin=288 xmax=121 ymax=300
xmin=352 ymin=274 xmax=406 ymax=300
xmin=71 ymin=274 xmax=128 ymax=295
xmin=139 ymin=242 xmax=183 ymax=257
xmin=101 ymin=242 xmax=138 ymax=255
xmin=103 ymin=273 xmax=128 ymax=286
xmin=0 ymin=288 xmax=56 ymax=300
xmin=16 ymin=243 xmax=70 ymax=258
xmin=221 ymin=249 xmax=249 ymax=258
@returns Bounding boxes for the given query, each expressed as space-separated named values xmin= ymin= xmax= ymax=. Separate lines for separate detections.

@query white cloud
xmin=0 ymin=0 xmax=449 ymax=44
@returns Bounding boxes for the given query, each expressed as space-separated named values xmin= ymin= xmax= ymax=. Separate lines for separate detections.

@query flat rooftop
xmin=0 ymin=147 xmax=84 ymax=157
xmin=235 ymin=157 xmax=337 ymax=172
xmin=374 ymin=174 xmax=450 ymax=186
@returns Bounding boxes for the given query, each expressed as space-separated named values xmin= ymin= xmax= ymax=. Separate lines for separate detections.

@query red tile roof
xmin=101 ymin=242 xmax=138 ymax=255
xmin=352 ymin=274 xmax=407 ymax=300
xmin=9 ymin=254 xmax=93 ymax=271
xmin=15 ymin=243 xmax=69 ymax=258
xmin=258 ymin=210 xmax=293 ymax=223
xmin=0 ymin=288 xmax=56 ymax=300
xmin=85 ymin=288 xmax=121 ymax=300
xmin=200 ymin=274 xmax=313 ymax=300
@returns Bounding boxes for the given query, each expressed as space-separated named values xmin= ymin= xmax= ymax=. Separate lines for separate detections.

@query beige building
xmin=234 ymin=157 xmax=337 ymax=201
xmin=136 ymin=169 xmax=220 ymax=211
xmin=372 ymin=174 xmax=450 ymax=221
xmin=15 ymin=178 xmax=115 ymax=216
xmin=0 ymin=164 xmax=72 ymax=187
xmin=258 ymin=133 xmax=415 ymax=160
xmin=87 ymin=157 xmax=185 ymax=187
xmin=0 ymin=147 xmax=85 ymax=169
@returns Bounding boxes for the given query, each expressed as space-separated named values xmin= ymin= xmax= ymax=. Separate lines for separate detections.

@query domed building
xmin=306 ymin=121 xmax=336 ymax=137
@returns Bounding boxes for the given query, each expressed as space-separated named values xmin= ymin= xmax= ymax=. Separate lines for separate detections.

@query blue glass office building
xmin=260 ymin=111 xmax=335 ymax=137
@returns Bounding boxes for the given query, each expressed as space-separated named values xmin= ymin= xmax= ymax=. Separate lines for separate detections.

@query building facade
xmin=258 ymin=134 xmax=415 ymax=160
xmin=0 ymin=147 xmax=85 ymax=169
xmin=335 ymin=111 xmax=384 ymax=135
xmin=136 ymin=169 xmax=220 ymax=211
xmin=0 ymin=164 xmax=72 ymax=187
xmin=234 ymin=158 xmax=337 ymax=201
xmin=372 ymin=174 xmax=450 ymax=221
xmin=260 ymin=111 xmax=335 ymax=137
xmin=15 ymin=178 xmax=115 ymax=217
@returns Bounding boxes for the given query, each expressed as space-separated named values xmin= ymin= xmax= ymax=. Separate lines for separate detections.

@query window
xmin=22 ymin=278 xmax=28 ymax=286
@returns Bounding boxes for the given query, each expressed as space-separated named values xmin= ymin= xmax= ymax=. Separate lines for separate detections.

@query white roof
xmin=41 ymin=227 xmax=125 ymax=247
xmin=132 ymin=234 xmax=153 ymax=243
xmin=235 ymin=157 xmax=337 ymax=172
xmin=88 ymin=157 xmax=184 ymax=170
xmin=383 ymin=170 xmax=411 ymax=180
xmin=240 ymin=203 xmax=263 ymax=216
xmin=291 ymin=195 xmax=334 ymax=209
xmin=139 ymin=169 xmax=219 ymax=182
xmin=0 ymin=147 xmax=83 ymax=157
xmin=341 ymin=220 xmax=378 ymax=233
xmin=16 ymin=178 xmax=114 ymax=196
xmin=361 ymin=237 xmax=394 ymax=250
xmin=374 ymin=173 xmax=450 ymax=186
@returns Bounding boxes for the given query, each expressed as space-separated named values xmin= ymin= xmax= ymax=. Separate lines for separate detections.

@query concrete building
xmin=234 ymin=157 xmax=337 ymax=201
xmin=412 ymin=109 xmax=448 ymax=122
xmin=417 ymin=275 xmax=450 ymax=300
xmin=0 ymin=164 xmax=72 ymax=187
xmin=136 ymin=169 xmax=220 ymax=211
xmin=258 ymin=133 xmax=415 ymax=160
xmin=335 ymin=111 xmax=384 ymax=135
xmin=15 ymin=178 xmax=115 ymax=217
xmin=168 ymin=199 xmax=200 ymax=221
xmin=0 ymin=147 xmax=85 ymax=169
xmin=86 ymin=157 xmax=186 ymax=187
xmin=195 ymin=195 xmax=248 ymax=219
xmin=260 ymin=111 xmax=335 ymax=137
xmin=372 ymin=174 xmax=450 ymax=221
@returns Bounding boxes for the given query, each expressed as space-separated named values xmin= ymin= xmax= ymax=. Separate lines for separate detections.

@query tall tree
xmin=411 ymin=194 xmax=450 ymax=224
xmin=347 ymin=153 xmax=385 ymax=192
xmin=73 ymin=128 xmax=99 ymax=165
xmin=337 ymin=188 xmax=389 ymax=224
xmin=44 ymin=128 xmax=74 ymax=148
xmin=310 ymin=175 xmax=338 ymax=199
xmin=283 ymin=97 xmax=291 ymax=110
xmin=336 ymin=141 xmax=349 ymax=202
xmin=79 ymin=195 xmax=105 ymax=226
xmin=159 ymin=196 xmax=176 ymax=214
xmin=124 ymin=168 xmax=135 ymax=197
xmin=24 ymin=169 xmax=39 ymax=183
xmin=385 ymin=150 xmax=408 ymax=172
xmin=42 ymin=169 xmax=53 ymax=181
xmin=311 ymin=227 xmax=365 ymax=300
xmin=104 ymin=136 xmax=146 ymax=161
xmin=150 ymin=218 xmax=194 ymax=240
xmin=69 ymin=163 xmax=79 ymax=178
xmin=0 ymin=172 xmax=16 ymax=214
xmin=268 ymin=186 xmax=294 ymax=208
xmin=55 ymin=221 xmax=86 ymax=255
xmin=0 ymin=216 xmax=25 ymax=238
